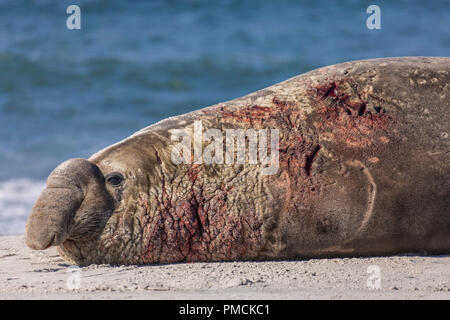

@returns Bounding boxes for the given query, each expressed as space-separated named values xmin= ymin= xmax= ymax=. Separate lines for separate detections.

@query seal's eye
xmin=105 ymin=173 xmax=124 ymax=186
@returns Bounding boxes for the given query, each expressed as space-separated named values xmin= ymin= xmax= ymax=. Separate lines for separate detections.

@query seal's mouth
xmin=37 ymin=232 xmax=67 ymax=250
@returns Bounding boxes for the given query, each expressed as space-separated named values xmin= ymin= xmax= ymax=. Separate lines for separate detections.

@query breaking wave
xmin=0 ymin=179 xmax=45 ymax=235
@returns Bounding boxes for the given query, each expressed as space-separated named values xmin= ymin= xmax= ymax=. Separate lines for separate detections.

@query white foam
xmin=0 ymin=179 xmax=45 ymax=235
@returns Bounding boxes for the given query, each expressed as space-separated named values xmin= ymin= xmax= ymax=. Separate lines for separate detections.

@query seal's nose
xmin=25 ymin=186 xmax=83 ymax=250
xmin=27 ymin=231 xmax=56 ymax=250
xmin=25 ymin=158 xmax=91 ymax=250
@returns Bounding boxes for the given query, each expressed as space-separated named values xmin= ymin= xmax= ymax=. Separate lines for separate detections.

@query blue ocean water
xmin=0 ymin=0 xmax=449 ymax=234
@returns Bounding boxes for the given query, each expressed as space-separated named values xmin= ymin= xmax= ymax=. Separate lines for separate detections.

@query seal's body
xmin=25 ymin=57 xmax=450 ymax=265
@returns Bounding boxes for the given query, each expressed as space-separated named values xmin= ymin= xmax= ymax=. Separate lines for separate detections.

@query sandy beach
xmin=0 ymin=235 xmax=448 ymax=299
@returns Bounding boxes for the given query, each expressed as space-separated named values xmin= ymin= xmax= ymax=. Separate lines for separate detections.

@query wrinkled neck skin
xmin=57 ymin=123 xmax=279 ymax=265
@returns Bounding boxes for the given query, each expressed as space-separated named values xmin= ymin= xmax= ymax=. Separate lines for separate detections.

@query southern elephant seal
xmin=25 ymin=57 xmax=450 ymax=265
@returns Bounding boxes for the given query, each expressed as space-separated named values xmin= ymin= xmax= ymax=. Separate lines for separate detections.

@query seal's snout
xmin=26 ymin=230 xmax=58 ymax=251
xmin=25 ymin=158 xmax=93 ymax=250
xmin=25 ymin=185 xmax=84 ymax=250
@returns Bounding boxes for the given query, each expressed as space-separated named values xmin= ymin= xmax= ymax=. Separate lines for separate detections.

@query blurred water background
xmin=0 ymin=0 xmax=449 ymax=234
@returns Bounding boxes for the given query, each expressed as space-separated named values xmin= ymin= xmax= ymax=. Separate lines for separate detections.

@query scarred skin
xmin=25 ymin=57 xmax=450 ymax=265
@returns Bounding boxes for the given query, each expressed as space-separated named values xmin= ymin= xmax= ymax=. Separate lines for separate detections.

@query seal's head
xmin=24 ymin=131 xmax=175 ymax=265
xmin=25 ymin=158 xmax=117 ymax=250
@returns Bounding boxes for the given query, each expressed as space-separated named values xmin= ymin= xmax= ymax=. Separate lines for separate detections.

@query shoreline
xmin=0 ymin=235 xmax=449 ymax=299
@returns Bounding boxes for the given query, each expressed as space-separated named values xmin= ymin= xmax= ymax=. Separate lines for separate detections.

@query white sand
xmin=0 ymin=235 xmax=449 ymax=299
